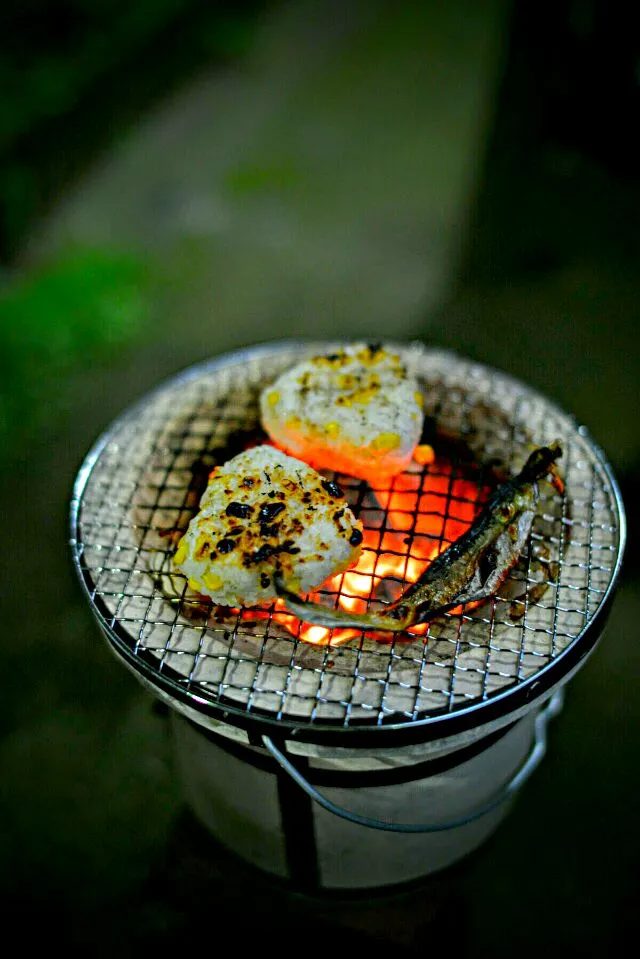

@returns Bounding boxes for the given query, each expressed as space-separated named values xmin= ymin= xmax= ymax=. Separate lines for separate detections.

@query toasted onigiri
xmin=259 ymin=343 xmax=424 ymax=481
xmin=172 ymin=445 xmax=363 ymax=606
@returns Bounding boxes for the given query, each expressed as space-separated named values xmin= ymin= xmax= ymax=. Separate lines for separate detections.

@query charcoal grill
xmin=70 ymin=340 xmax=626 ymax=890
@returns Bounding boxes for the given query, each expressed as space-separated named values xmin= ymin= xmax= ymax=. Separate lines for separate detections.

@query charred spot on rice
xmin=259 ymin=342 xmax=424 ymax=481
xmin=172 ymin=445 xmax=363 ymax=606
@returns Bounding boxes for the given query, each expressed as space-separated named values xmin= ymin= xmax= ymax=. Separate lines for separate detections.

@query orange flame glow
xmin=238 ymin=455 xmax=487 ymax=647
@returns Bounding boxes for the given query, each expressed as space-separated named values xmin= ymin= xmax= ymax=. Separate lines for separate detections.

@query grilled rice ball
xmin=259 ymin=343 xmax=424 ymax=481
xmin=172 ymin=445 xmax=363 ymax=606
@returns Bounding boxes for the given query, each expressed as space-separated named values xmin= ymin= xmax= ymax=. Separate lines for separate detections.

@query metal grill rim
xmin=69 ymin=341 xmax=626 ymax=745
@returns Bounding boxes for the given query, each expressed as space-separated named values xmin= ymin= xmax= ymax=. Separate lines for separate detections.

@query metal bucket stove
xmin=69 ymin=341 xmax=626 ymax=891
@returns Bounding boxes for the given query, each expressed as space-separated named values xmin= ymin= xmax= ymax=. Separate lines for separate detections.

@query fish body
xmin=275 ymin=443 xmax=562 ymax=632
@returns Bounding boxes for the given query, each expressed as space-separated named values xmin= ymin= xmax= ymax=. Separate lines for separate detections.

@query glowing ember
xmin=413 ymin=443 xmax=436 ymax=465
xmin=235 ymin=453 xmax=488 ymax=647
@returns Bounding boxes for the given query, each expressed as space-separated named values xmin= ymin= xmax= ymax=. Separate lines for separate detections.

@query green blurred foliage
xmin=0 ymin=250 xmax=149 ymax=447
xmin=1 ymin=0 xmax=189 ymax=148
xmin=0 ymin=0 xmax=267 ymax=258
xmin=225 ymin=159 xmax=303 ymax=196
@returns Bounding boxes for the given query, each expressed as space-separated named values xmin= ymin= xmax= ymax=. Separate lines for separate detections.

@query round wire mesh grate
xmin=70 ymin=342 xmax=625 ymax=743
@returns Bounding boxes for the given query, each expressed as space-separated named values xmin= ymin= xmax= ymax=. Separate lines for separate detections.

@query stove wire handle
xmin=262 ymin=689 xmax=564 ymax=834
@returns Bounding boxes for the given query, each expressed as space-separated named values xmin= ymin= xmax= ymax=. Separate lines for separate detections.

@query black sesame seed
xmin=349 ymin=528 xmax=363 ymax=546
xmin=260 ymin=524 xmax=279 ymax=538
xmin=226 ymin=502 xmax=253 ymax=518
xmin=260 ymin=573 xmax=271 ymax=589
xmin=333 ymin=509 xmax=345 ymax=521
xmin=217 ymin=538 xmax=236 ymax=553
xmin=246 ymin=540 xmax=301 ymax=566
xmin=259 ymin=502 xmax=286 ymax=522
xmin=321 ymin=479 xmax=344 ymax=498
xmin=250 ymin=544 xmax=272 ymax=564
xmin=368 ymin=342 xmax=382 ymax=355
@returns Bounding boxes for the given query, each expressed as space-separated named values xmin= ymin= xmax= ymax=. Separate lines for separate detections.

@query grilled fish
xmin=274 ymin=443 xmax=562 ymax=632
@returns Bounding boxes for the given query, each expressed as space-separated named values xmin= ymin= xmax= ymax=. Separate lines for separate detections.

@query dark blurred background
xmin=1 ymin=0 xmax=638 ymax=954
